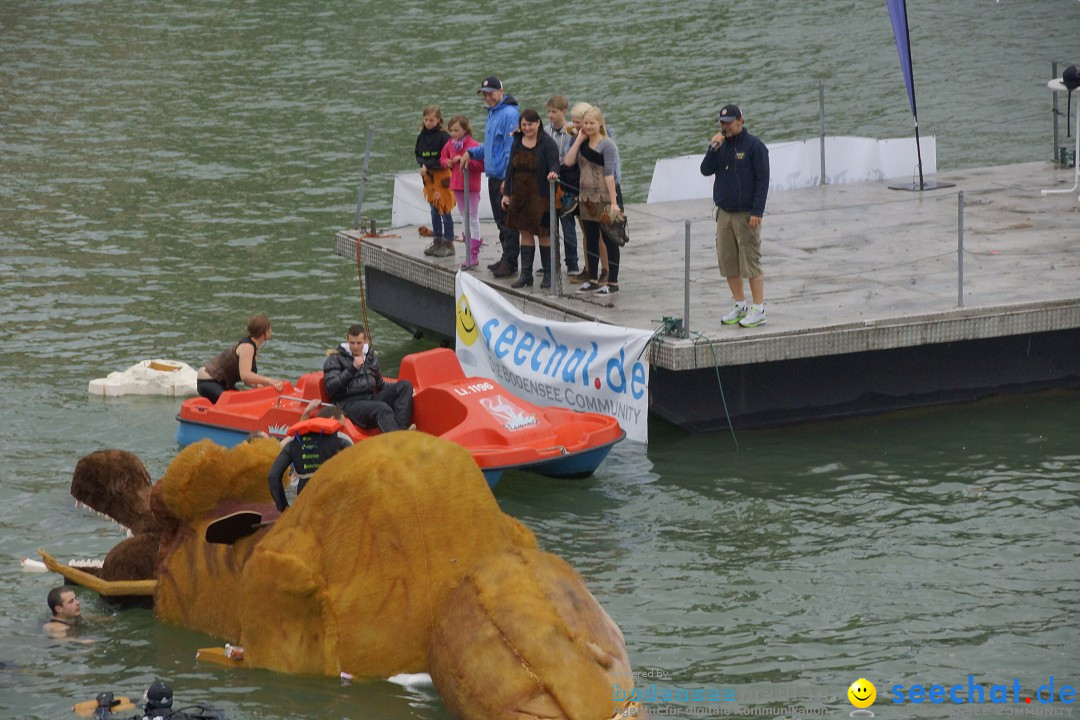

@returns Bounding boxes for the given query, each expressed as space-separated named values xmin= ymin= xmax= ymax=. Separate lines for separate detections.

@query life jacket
xmin=286 ymin=417 xmax=348 ymax=481
xmin=288 ymin=416 xmax=344 ymax=438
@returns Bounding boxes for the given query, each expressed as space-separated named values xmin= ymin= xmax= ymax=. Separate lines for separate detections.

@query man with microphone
xmin=322 ymin=325 xmax=414 ymax=433
xmin=700 ymin=104 xmax=770 ymax=328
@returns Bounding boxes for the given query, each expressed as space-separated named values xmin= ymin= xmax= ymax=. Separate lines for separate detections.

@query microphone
xmin=710 ymin=128 xmax=726 ymax=151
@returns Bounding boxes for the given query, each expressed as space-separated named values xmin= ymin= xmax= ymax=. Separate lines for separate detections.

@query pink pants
xmin=453 ymin=189 xmax=482 ymax=241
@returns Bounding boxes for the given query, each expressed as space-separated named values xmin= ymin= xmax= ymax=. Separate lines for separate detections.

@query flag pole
xmin=900 ymin=0 xmax=926 ymax=189
xmin=887 ymin=0 xmax=953 ymax=192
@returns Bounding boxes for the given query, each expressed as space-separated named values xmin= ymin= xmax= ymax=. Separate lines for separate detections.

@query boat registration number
xmin=454 ymin=382 xmax=495 ymax=396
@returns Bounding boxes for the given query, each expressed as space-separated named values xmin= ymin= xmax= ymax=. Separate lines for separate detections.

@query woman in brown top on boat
xmin=501 ymin=108 xmax=561 ymax=290
xmin=195 ymin=314 xmax=284 ymax=403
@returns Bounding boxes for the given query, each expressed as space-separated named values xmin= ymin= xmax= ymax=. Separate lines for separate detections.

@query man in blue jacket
xmin=700 ymin=104 xmax=770 ymax=327
xmin=468 ymin=76 xmax=520 ymax=278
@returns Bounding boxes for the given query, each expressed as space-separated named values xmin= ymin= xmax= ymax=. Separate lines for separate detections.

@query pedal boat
xmin=176 ymin=348 xmax=624 ymax=486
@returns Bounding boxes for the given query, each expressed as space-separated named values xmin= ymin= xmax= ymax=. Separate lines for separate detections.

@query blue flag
xmin=886 ymin=0 xmax=916 ymax=117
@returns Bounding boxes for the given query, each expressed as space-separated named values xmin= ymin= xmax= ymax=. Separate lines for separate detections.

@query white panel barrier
xmin=389 ymin=136 xmax=938 ymax=221
xmin=391 ymin=171 xmax=496 ymax=228
xmin=645 ymin=135 xmax=937 ymax=204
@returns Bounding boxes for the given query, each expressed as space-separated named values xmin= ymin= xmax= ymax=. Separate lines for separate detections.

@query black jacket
xmin=322 ymin=344 xmax=384 ymax=400
xmin=699 ymin=129 xmax=770 ymax=217
xmin=415 ymin=126 xmax=450 ymax=170
xmin=269 ymin=432 xmax=352 ymax=511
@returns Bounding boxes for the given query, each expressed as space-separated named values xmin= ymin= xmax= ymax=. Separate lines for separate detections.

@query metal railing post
xmin=352 ymin=125 xmax=375 ymax=229
xmin=957 ymin=191 xmax=965 ymax=308
xmin=683 ymin=220 xmax=691 ymax=338
xmin=462 ymin=165 xmax=472 ymax=270
xmin=1052 ymin=60 xmax=1060 ymax=164
xmin=549 ymin=177 xmax=560 ymax=296
xmin=819 ymin=80 xmax=826 ymax=185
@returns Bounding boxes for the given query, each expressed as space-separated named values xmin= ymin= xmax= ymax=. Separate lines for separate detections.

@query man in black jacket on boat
xmin=322 ymin=325 xmax=414 ymax=433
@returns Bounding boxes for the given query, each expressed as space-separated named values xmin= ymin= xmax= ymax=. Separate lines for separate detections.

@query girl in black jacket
xmin=416 ymin=105 xmax=455 ymax=257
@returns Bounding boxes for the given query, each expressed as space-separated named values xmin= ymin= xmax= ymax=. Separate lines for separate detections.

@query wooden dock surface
xmin=336 ymin=161 xmax=1080 ymax=372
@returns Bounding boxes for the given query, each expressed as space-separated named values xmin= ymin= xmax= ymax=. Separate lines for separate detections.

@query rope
xmin=554 ymin=177 xmax=581 ymax=195
xmin=645 ymin=318 xmax=739 ymax=450
xmin=692 ymin=330 xmax=739 ymax=451
xmin=353 ymin=234 xmax=371 ymax=337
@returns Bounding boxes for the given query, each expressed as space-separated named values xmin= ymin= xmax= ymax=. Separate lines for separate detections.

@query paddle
xmin=73 ymin=692 xmax=135 ymax=718
xmin=204 ymin=511 xmax=274 ymax=545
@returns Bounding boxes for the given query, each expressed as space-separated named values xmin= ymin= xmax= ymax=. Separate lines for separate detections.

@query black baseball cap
xmin=145 ymin=680 xmax=173 ymax=709
xmin=477 ymin=76 xmax=503 ymax=93
xmin=717 ymin=104 xmax=742 ymax=123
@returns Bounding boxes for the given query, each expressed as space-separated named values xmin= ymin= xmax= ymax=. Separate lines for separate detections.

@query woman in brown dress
xmin=501 ymin=108 xmax=560 ymax=289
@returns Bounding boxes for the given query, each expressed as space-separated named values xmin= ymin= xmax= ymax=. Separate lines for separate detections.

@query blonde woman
xmin=567 ymin=102 xmax=606 ymax=284
xmin=564 ymin=106 xmax=622 ymax=294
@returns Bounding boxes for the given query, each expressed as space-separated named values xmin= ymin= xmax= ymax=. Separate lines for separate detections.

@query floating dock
xmin=335 ymin=161 xmax=1080 ymax=431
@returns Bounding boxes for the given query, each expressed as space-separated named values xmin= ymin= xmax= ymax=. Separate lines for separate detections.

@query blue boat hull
xmin=175 ymin=420 xmax=249 ymax=450
xmin=176 ymin=419 xmax=620 ymax=489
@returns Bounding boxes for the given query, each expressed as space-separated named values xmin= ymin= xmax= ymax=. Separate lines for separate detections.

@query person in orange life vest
xmin=268 ymin=407 xmax=353 ymax=512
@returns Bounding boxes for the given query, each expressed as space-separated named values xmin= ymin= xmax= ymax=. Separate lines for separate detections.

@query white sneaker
xmin=739 ymin=305 xmax=767 ymax=327
xmin=721 ymin=303 xmax=747 ymax=325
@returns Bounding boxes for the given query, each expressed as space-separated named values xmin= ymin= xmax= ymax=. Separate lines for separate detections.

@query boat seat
xmin=398 ymin=348 xmax=466 ymax=392
xmin=216 ymin=385 xmax=281 ymax=406
xmin=296 ymin=372 xmax=331 ymax=403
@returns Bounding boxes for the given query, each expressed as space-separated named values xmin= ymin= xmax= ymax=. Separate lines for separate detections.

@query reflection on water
xmin=2 ymin=1 xmax=1079 ymax=718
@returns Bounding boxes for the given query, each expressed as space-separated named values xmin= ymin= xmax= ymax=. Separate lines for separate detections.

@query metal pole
xmin=1052 ymin=60 xmax=1060 ymax=164
xmin=352 ymin=125 xmax=375 ymax=229
xmin=819 ymin=80 xmax=826 ymax=186
xmin=957 ymin=191 xmax=964 ymax=308
xmin=548 ymin=177 xmax=559 ymax=296
xmin=462 ymin=165 xmax=472 ymax=270
xmin=683 ymin=220 xmax=691 ymax=338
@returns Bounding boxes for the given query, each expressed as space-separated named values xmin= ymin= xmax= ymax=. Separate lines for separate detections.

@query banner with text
xmin=454 ymin=271 xmax=651 ymax=444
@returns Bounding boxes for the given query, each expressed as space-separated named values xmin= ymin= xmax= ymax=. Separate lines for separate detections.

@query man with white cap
xmin=700 ymin=104 xmax=770 ymax=327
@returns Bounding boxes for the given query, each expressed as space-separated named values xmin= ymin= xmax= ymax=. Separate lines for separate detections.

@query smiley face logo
xmin=456 ymin=293 xmax=478 ymax=346
xmin=848 ymin=678 xmax=876 ymax=709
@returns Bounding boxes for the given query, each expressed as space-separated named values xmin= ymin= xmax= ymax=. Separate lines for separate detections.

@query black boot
xmin=500 ymin=228 xmax=519 ymax=273
xmin=539 ymin=243 xmax=552 ymax=289
xmin=511 ymin=245 xmax=535 ymax=288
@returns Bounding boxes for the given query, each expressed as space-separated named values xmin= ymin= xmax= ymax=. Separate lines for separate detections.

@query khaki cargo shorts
xmin=715 ymin=208 xmax=762 ymax=278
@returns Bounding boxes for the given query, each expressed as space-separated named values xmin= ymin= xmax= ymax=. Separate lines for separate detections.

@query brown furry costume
xmin=70 ymin=450 xmax=161 ymax=582
xmin=422 ymin=168 xmax=455 ymax=214
xmin=50 ymin=434 xmax=639 ymax=720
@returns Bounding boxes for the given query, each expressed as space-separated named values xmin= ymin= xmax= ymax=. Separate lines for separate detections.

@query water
xmin=2 ymin=1 xmax=1079 ymax=718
